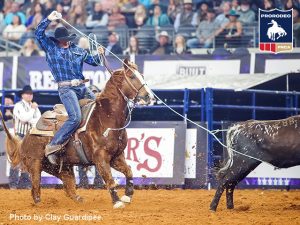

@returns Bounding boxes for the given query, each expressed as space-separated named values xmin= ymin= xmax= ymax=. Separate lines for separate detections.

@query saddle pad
xmin=32 ymin=102 xmax=96 ymax=136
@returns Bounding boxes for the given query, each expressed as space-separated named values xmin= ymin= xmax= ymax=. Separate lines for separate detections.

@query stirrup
xmin=47 ymin=153 xmax=58 ymax=165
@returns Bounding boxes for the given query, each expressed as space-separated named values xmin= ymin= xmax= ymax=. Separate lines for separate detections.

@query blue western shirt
xmin=35 ymin=18 xmax=100 ymax=82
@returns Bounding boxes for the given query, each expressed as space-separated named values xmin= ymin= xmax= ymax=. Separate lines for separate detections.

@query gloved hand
xmin=47 ymin=11 xmax=62 ymax=21
xmin=97 ymin=46 xmax=104 ymax=55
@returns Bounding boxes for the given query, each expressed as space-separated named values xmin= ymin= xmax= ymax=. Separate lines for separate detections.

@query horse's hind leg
xmin=94 ymin=150 xmax=125 ymax=209
xmin=42 ymin=162 xmax=83 ymax=202
xmin=27 ymin=159 xmax=42 ymax=204
xmin=111 ymin=153 xmax=134 ymax=203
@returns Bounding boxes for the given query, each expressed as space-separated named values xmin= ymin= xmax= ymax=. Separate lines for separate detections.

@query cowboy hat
xmin=183 ymin=0 xmax=193 ymax=4
xmin=18 ymin=85 xmax=33 ymax=97
xmin=158 ymin=31 xmax=170 ymax=38
xmin=50 ymin=26 xmax=77 ymax=42
xmin=226 ymin=9 xmax=240 ymax=17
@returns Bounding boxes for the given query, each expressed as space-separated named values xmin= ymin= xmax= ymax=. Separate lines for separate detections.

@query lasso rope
xmin=59 ymin=18 xmax=275 ymax=168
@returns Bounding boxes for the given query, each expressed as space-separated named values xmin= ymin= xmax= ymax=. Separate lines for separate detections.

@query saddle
xmin=31 ymin=99 xmax=96 ymax=136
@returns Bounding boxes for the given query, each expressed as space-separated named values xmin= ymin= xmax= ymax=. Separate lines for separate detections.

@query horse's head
xmin=120 ymin=58 xmax=155 ymax=105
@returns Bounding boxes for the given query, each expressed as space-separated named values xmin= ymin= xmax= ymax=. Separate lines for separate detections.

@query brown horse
xmin=1 ymin=59 xmax=154 ymax=209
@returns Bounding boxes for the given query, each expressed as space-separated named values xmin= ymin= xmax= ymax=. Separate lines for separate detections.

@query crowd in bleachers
xmin=1 ymin=0 xmax=300 ymax=55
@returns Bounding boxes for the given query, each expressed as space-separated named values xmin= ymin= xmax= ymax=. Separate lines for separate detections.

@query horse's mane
xmin=97 ymin=69 xmax=124 ymax=102
xmin=97 ymin=61 xmax=138 ymax=102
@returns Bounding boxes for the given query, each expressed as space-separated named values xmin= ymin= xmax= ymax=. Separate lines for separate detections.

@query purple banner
xmin=16 ymin=56 xmax=125 ymax=90
xmin=0 ymin=57 xmax=14 ymax=89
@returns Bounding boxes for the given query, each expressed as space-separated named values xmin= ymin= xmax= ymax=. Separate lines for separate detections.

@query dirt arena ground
xmin=0 ymin=188 xmax=299 ymax=225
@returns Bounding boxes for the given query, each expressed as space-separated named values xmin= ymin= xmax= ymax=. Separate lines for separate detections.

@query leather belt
xmin=58 ymin=79 xmax=89 ymax=87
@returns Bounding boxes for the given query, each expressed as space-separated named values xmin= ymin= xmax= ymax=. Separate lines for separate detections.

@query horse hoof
xmin=34 ymin=197 xmax=41 ymax=204
xmin=113 ymin=201 xmax=125 ymax=209
xmin=120 ymin=195 xmax=131 ymax=204
xmin=74 ymin=195 xmax=84 ymax=203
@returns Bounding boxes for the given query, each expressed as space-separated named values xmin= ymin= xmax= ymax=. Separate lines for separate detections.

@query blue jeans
xmin=50 ymin=84 xmax=95 ymax=146
xmin=187 ymin=38 xmax=213 ymax=49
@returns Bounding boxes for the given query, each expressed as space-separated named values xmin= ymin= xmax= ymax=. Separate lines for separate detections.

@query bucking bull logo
xmin=259 ymin=8 xmax=293 ymax=53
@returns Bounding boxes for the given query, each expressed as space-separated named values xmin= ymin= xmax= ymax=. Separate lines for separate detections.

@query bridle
xmin=121 ymin=68 xmax=146 ymax=103
xmin=102 ymin=67 xmax=147 ymax=138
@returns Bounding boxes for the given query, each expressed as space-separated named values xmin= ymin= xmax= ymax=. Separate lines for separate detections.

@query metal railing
xmin=0 ymin=25 xmax=259 ymax=54
xmin=1 ymin=87 xmax=299 ymax=184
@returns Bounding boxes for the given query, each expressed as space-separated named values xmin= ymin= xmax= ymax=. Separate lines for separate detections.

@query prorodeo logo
xmin=259 ymin=8 xmax=293 ymax=53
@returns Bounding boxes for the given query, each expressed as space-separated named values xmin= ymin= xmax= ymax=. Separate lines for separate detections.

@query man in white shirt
xmin=9 ymin=85 xmax=41 ymax=189
xmin=13 ymin=85 xmax=41 ymax=137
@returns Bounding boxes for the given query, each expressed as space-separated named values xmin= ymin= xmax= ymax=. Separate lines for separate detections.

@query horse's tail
xmin=0 ymin=111 xmax=22 ymax=167
xmin=217 ymin=124 xmax=239 ymax=179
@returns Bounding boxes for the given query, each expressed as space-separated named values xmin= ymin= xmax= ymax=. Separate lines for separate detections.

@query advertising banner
xmin=0 ymin=57 xmax=14 ymax=89
xmin=136 ymin=55 xmax=251 ymax=89
xmin=254 ymin=53 xmax=300 ymax=74
xmin=16 ymin=56 xmax=124 ymax=90
xmin=184 ymin=122 xmax=208 ymax=189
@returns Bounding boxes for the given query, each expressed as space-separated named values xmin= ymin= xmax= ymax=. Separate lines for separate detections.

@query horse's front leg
xmin=111 ymin=152 xmax=134 ymax=204
xmin=94 ymin=150 xmax=125 ymax=209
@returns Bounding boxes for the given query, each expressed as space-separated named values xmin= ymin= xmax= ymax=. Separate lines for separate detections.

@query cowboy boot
xmin=45 ymin=139 xmax=70 ymax=165
xmin=45 ymin=144 xmax=63 ymax=165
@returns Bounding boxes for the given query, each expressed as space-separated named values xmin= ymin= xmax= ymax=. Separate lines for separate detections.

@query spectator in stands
xmin=3 ymin=15 xmax=26 ymax=42
xmin=56 ymin=3 xmax=68 ymax=20
xmin=173 ymin=34 xmax=190 ymax=54
xmin=4 ymin=96 xmax=14 ymax=121
xmin=71 ymin=0 xmax=88 ymax=9
xmin=146 ymin=5 xmax=171 ymax=27
xmin=26 ymin=3 xmax=44 ymax=31
xmin=85 ymin=2 xmax=109 ymax=28
xmin=44 ymin=0 xmax=56 ymax=17
xmin=101 ymin=0 xmax=119 ymax=12
xmin=174 ymin=0 xmax=197 ymax=32
xmin=3 ymin=0 xmax=14 ymax=15
xmin=139 ymin=0 xmax=152 ymax=9
xmin=214 ymin=1 xmax=230 ymax=28
xmin=238 ymin=0 xmax=255 ymax=25
xmin=282 ymin=0 xmax=295 ymax=9
xmin=9 ymin=85 xmax=41 ymax=189
xmin=215 ymin=9 xmax=243 ymax=48
xmin=151 ymin=31 xmax=173 ymax=55
xmin=134 ymin=4 xmax=148 ymax=28
xmin=105 ymin=32 xmax=123 ymax=55
xmin=121 ymin=0 xmax=140 ymax=13
xmin=4 ymin=2 xmax=26 ymax=25
xmin=196 ymin=1 xmax=211 ymax=23
xmin=231 ymin=0 xmax=241 ymax=11
xmin=262 ymin=0 xmax=276 ymax=10
xmin=293 ymin=7 xmax=300 ymax=46
xmin=20 ymin=38 xmax=40 ymax=56
xmin=124 ymin=35 xmax=143 ymax=55
xmin=167 ymin=0 xmax=181 ymax=24
xmin=0 ymin=10 xmax=5 ymax=33
xmin=148 ymin=0 xmax=168 ymax=14
xmin=69 ymin=4 xmax=87 ymax=27
xmin=60 ymin=0 xmax=72 ymax=15
xmin=187 ymin=8 xmax=217 ymax=48
xmin=107 ymin=5 xmax=126 ymax=30
xmin=292 ymin=0 xmax=300 ymax=9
